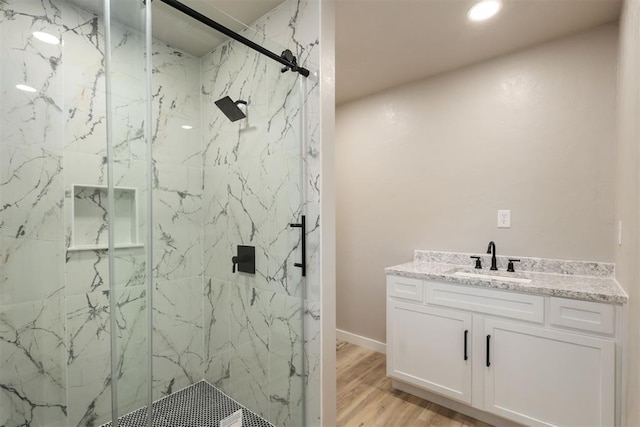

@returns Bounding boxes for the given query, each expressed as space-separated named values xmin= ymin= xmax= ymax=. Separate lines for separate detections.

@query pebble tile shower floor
xmin=101 ymin=381 xmax=274 ymax=427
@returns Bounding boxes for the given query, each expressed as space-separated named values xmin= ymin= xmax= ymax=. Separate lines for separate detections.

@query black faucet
xmin=487 ymin=241 xmax=498 ymax=271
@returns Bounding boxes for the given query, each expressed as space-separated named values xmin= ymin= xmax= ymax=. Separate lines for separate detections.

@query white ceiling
xmin=69 ymin=0 xmax=622 ymax=103
xmin=336 ymin=0 xmax=622 ymax=104
xmin=69 ymin=0 xmax=284 ymax=57
xmin=151 ymin=0 xmax=284 ymax=57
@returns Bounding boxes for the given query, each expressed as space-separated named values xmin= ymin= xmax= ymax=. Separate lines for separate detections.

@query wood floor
xmin=337 ymin=341 xmax=493 ymax=427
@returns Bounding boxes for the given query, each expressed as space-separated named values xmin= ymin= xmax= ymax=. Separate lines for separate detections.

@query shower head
xmin=215 ymin=96 xmax=247 ymax=122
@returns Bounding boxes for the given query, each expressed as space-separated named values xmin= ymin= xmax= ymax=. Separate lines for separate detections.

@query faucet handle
xmin=470 ymin=256 xmax=482 ymax=269
xmin=507 ymin=259 xmax=520 ymax=273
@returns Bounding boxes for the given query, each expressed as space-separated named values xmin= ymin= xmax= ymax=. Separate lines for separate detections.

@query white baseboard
xmin=336 ymin=329 xmax=386 ymax=354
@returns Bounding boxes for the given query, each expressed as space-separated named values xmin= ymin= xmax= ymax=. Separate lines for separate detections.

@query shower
xmin=0 ymin=0 xmax=318 ymax=425
xmin=215 ymin=96 xmax=247 ymax=122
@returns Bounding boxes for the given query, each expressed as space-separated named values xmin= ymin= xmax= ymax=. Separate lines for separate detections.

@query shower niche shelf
xmin=68 ymin=184 xmax=143 ymax=251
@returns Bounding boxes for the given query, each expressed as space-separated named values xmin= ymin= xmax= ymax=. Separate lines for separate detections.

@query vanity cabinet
xmin=484 ymin=319 xmax=614 ymax=426
xmin=386 ymin=275 xmax=619 ymax=427
xmin=387 ymin=300 xmax=472 ymax=403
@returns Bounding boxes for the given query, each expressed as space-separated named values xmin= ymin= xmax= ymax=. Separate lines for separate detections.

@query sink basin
xmin=453 ymin=271 xmax=532 ymax=284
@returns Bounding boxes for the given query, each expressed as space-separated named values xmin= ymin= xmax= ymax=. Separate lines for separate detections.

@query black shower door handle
xmin=289 ymin=215 xmax=306 ymax=277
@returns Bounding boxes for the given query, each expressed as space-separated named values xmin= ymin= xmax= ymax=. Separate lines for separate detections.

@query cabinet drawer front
xmin=387 ymin=275 xmax=424 ymax=302
xmin=426 ymin=281 xmax=544 ymax=323
xmin=549 ymin=297 xmax=615 ymax=335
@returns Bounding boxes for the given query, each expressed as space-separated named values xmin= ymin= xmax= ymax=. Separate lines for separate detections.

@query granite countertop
xmin=385 ymin=251 xmax=628 ymax=304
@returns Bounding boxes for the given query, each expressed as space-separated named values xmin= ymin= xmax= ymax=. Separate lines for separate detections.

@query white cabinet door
xmin=484 ymin=319 xmax=615 ymax=427
xmin=387 ymin=300 xmax=472 ymax=403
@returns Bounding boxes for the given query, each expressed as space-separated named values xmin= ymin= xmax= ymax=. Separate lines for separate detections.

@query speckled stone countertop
xmin=385 ymin=251 xmax=628 ymax=304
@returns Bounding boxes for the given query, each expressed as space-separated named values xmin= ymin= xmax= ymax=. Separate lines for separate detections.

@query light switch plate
xmin=498 ymin=210 xmax=511 ymax=228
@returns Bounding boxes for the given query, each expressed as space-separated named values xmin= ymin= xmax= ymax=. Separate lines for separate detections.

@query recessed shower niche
xmin=69 ymin=184 xmax=142 ymax=250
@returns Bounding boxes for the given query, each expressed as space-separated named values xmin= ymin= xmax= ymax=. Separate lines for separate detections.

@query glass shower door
xmin=200 ymin=39 xmax=307 ymax=424
xmin=0 ymin=0 xmax=153 ymax=425
xmin=103 ymin=0 xmax=152 ymax=424
xmin=0 ymin=1 xmax=67 ymax=425
xmin=146 ymin=1 xmax=308 ymax=424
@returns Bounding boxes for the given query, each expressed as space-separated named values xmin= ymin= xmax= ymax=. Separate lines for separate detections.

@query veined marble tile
xmin=0 ymin=236 xmax=64 ymax=305
xmin=303 ymin=206 xmax=320 ymax=303
xmin=65 ymin=248 xmax=146 ymax=296
xmin=264 ymin=153 xmax=304 ymax=298
xmin=151 ymin=42 xmax=201 ymax=168
xmin=227 ymin=340 xmax=270 ymax=420
xmin=200 ymin=47 xmax=299 ymax=164
xmin=114 ymin=286 xmax=150 ymax=418
xmin=203 ymin=162 xmax=269 ymax=289
xmin=268 ymin=293 xmax=304 ymax=427
xmin=201 ymin=48 xmax=277 ymax=166
xmin=303 ymin=102 xmax=321 ymax=304
xmin=61 ymin=3 xmax=107 ymax=156
xmin=63 ymin=151 xmax=108 ymax=189
xmin=204 ymin=277 xmax=230 ymax=368
xmin=0 ymin=291 xmax=67 ymax=427
xmin=0 ymin=0 xmax=64 ymax=152
xmin=109 ymin=93 xmax=147 ymax=163
xmin=261 ymin=0 xmax=320 ymax=69
xmin=152 ymin=111 xmax=201 ymax=167
xmin=203 ymin=347 xmax=232 ymax=392
xmin=264 ymin=78 xmax=303 ymax=158
xmin=152 ymin=41 xmax=200 ymax=109
xmin=63 ymin=150 xmax=147 ymax=188
xmin=152 ymin=163 xmax=202 ymax=282
xmin=0 ymin=144 xmax=64 ymax=242
xmin=201 ymin=41 xmax=271 ymax=108
xmin=109 ymin=22 xmax=147 ymax=102
xmin=225 ymin=284 xmax=272 ymax=418
xmin=152 ymin=277 xmax=203 ymax=400
xmin=66 ymin=285 xmax=149 ymax=427
xmin=226 ymin=156 xmax=270 ymax=239
xmin=201 ymin=122 xmax=229 ymax=167
xmin=303 ymin=300 xmax=321 ymax=427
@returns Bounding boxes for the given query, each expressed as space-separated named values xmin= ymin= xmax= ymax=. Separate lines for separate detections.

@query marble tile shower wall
xmin=200 ymin=39 xmax=305 ymax=427
xmin=150 ymin=39 xmax=203 ymax=402
xmin=200 ymin=2 xmax=320 ymax=426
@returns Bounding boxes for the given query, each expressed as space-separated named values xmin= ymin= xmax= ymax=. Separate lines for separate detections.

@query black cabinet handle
xmin=289 ymin=215 xmax=306 ymax=277
xmin=464 ymin=330 xmax=469 ymax=361
xmin=486 ymin=335 xmax=491 ymax=367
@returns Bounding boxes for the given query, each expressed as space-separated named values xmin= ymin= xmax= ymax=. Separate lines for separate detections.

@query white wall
xmin=336 ymin=24 xmax=618 ymax=343
xmin=615 ymin=0 xmax=640 ymax=424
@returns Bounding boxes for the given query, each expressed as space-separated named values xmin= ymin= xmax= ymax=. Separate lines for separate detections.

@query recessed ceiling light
xmin=16 ymin=84 xmax=37 ymax=93
xmin=33 ymin=31 xmax=60 ymax=45
xmin=181 ymin=125 xmax=193 ymax=130
xmin=467 ymin=0 xmax=502 ymax=22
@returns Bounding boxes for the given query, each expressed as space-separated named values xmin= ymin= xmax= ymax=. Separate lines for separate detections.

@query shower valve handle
xmin=231 ymin=246 xmax=255 ymax=274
